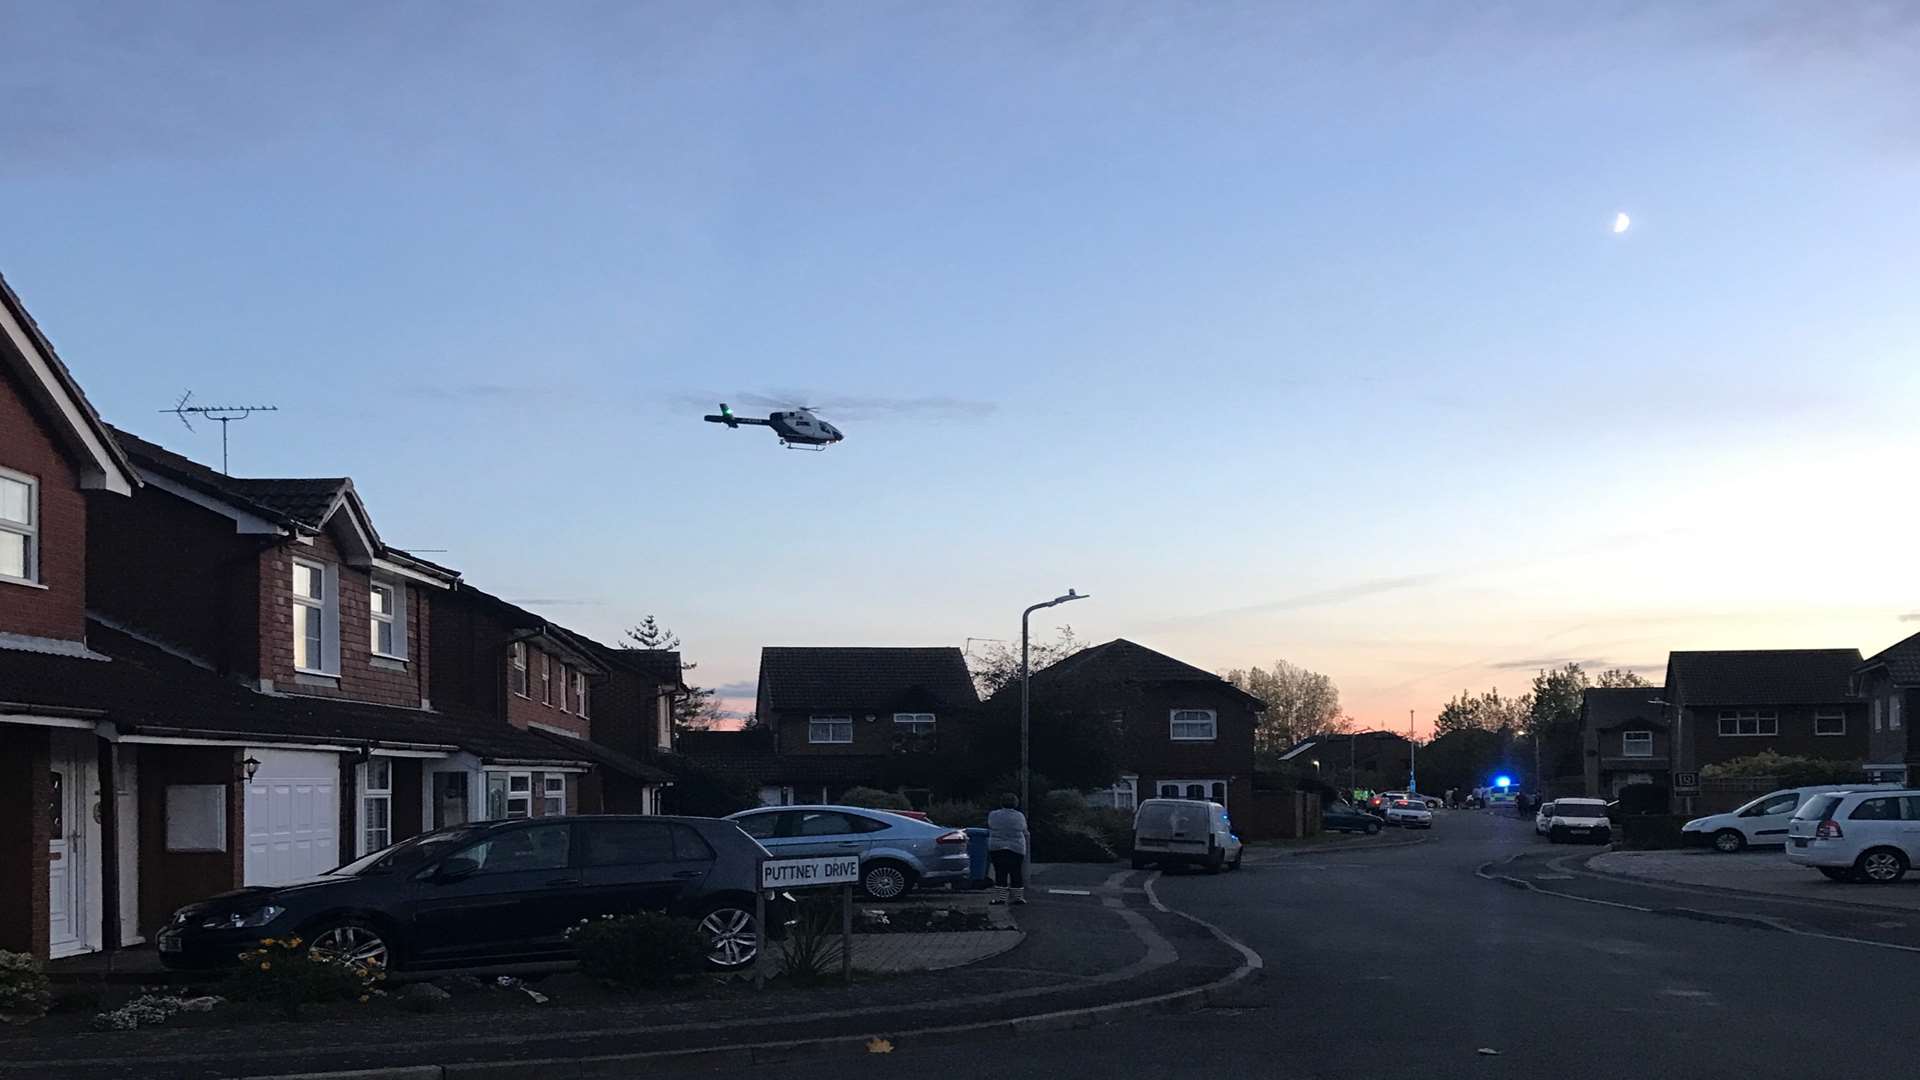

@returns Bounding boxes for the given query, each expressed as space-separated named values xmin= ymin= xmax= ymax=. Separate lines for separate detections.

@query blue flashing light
xmin=1494 ymin=775 xmax=1512 ymax=789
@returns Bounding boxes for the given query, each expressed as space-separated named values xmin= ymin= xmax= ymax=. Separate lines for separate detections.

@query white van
xmin=1132 ymin=798 xmax=1243 ymax=873
xmin=1683 ymin=784 xmax=1900 ymax=853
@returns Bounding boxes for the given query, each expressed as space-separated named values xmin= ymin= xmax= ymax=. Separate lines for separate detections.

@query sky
xmin=4 ymin=2 xmax=1918 ymax=733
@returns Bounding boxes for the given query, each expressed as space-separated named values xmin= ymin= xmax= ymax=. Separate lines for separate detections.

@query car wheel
xmin=1229 ymin=849 xmax=1244 ymax=871
xmin=860 ymin=860 xmax=914 ymax=900
xmin=1712 ymin=829 xmax=1746 ymax=854
xmin=1205 ymin=848 xmax=1225 ymax=875
xmin=1364 ymin=821 xmax=1381 ymax=835
xmin=1818 ymin=866 xmax=1856 ymax=882
xmin=1548 ymin=828 xmax=1562 ymax=844
xmin=697 ymin=904 xmax=758 ymax=969
xmin=306 ymin=919 xmax=392 ymax=973
xmin=1856 ymin=848 xmax=1909 ymax=884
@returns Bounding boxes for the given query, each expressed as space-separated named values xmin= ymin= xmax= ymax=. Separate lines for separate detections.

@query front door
xmin=46 ymin=731 xmax=92 ymax=958
xmin=433 ymin=772 xmax=470 ymax=830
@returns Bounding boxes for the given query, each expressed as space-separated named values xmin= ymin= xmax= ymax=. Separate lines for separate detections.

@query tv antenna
xmin=160 ymin=391 xmax=280 ymax=474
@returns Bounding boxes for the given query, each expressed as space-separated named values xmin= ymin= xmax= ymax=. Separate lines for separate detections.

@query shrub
xmin=779 ymin=897 xmax=846 ymax=981
xmin=1084 ymin=806 xmax=1134 ymax=857
xmin=1033 ymin=821 xmax=1116 ymax=862
xmin=1617 ymin=815 xmax=1689 ymax=850
xmin=839 ymin=787 xmax=912 ymax=812
xmin=91 ymin=993 xmax=189 ymax=1031
xmin=1615 ymin=783 xmax=1669 ymax=816
xmin=0 ymin=950 xmax=51 ymax=1017
xmin=926 ymin=799 xmax=987 ymax=828
xmin=221 ymin=937 xmax=377 ymax=1018
xmin=568 ymin=913 xmax=707 ymax=989
xmin=1702 ymin=752 xmax=1864 ymax=787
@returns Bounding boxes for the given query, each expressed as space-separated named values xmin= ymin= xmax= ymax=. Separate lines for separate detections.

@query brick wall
xmin=506 ymin=643 xmax=589 ymax=736
xmin=0 ymin=364 xmax=87 ymax=641
xmin=87 ymin=483 xmax=262 ymax=673
xmin=258 ymin=531 xmax=432 ymax=708
xmin=1117 ymin=684 xmax=1258 ymax=810
xmin=1686 ymin=702 xmax=1869 ymax=769
xmin=0 ymin=726 xmax=52 ymax=958
xmin=136 ymin=745 xmax=244 ymax=939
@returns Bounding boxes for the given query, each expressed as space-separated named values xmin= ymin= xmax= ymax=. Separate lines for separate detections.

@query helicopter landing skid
xmin=778 ymin=440 xmax=829 ymax=452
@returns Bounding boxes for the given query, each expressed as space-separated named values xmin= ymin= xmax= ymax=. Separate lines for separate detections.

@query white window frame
xmin=541 ymin=773 xmax=566 ymax=816
xmin=656 ymin=694 xmax=672 ymax=750
xmin=1170 ymin=708 xmax=1218 ymax=742
xmin=1814 ymin=709 xmax=1847 ymax=737
xmin=0 ymin=467 xmax=39 ymax=585
xmin=505 ymin=771 xmax=532 ymax=818
xmin=291 ymin=558 xmax=339 ymax=676
xmin=893 ymin=712 xmax=936 ymax=736
xmin=359 ymin=758 xmax=393 ymax=856
xmin=1094 ymin=776 xmax=1138 ymax=810
xmin=1621 ymin=730 xmax=1654 ymax=757
xmin=369 ymin=579 xmax=407 ymax=660
xmin=509 ymin=642 xmax=528 ymax=697
xmin=1157 ymin=778 xmax=1229 ymax=805
xmin=808 ymin=714 xmax=853 ymax=744
xmin=1893 ymin=697 xmax=1904 ymax=731
xmin=558 ymin=663 xmax=572 ymax=713
xmin=540 ymin=652 xmax=552 ymax=706
xmin=1874 ymin=699 xmax=1885 ymax=731
xmin=1716 ymin=709 xmax=1778 ymax=737
xmin=575 ymin=671 xmax=590 ymax=720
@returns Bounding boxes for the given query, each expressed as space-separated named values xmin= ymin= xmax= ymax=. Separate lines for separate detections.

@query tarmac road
xmin=650 ymin=809 xmax=1918 ymax=1079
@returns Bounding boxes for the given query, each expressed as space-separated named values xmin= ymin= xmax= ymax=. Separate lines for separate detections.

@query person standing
xmin=986 ymin=793 xmax=1029 ymax=906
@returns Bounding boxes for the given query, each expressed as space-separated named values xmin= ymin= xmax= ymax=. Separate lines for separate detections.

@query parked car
xmin=1683 ymin=785 xmax=1899 ymax=853
xmin=1322 ymin=801 xmax=1384 ymax=835
xmin=1367 ymin=791 xmax=1409 ymax=817
xmin=1534 ymin=801 xmax=1558 ymax=835
xmin=726 ymin=804 xmax=969 ymax=899
xmin=155 ymin=815 xmax=787 ymax=973
xmin=1785 ymin=789 xmax=1920 ymax=883
xmin=1384 ymin=798 xmax=1433 ymax=829
xmin=1543 ymin=798 xmax=1612 ymax=843
xmin=1132 ymin=798 xmax=1244 ymax=872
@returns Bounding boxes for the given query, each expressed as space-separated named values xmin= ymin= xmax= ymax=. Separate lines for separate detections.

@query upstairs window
xmin=1621 ymin=730 xmax=1653 ymax=757
xmin=575 ymin=671 xmax=590 ymax=719
xmin=1814 ymin=710 xmax=1846 ymax=736
xmin=1893 ymin=697 xmax=1905 ymax=731
xmin=291 ymin=559 xmax=338 ymax=675
xmin=509 ymin=642 xmax=528 ymax=696
xmin=0 ymin=470 xmax=37 ymax=584
xmin=558 ymin=663 xmax=573 ymax=713
xmin=540 ymin=653 xmax=552 ymax=706
xmin=1874 ymin=699 xmax=1885 ymax=731
xmin=893 ymin=713 xmax=936 ymax=736
xmin=1170 ymin=709 xmax=1217 ymax=741
xmin=809 ymin=714 xmax=853 ymax=744
xmin=369 ymin=580 xmax=407 ymax=659
xmin=1717 ymin=709 xmax=1778 ymax=737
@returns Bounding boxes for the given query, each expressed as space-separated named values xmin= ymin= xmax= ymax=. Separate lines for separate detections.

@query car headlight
xmin=1682 ymin=819 xmax=1705 ymax=831
xmin=200 ymin=905 xmax=286 ymax=930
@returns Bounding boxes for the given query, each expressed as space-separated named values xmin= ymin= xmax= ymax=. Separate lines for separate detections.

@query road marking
xmin=1046 ymin=888 xmax=1093 ymax=896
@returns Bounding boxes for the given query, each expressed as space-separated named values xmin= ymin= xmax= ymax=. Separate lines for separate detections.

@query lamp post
xmin=1649 ymin=697 xmax=1687 ymax=815
xmin=1021 ymin=589 xmax=1088 ymax=819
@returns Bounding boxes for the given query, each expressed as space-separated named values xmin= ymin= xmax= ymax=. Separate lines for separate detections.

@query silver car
xmin=724 ymin=805 xmax=972 ymax=900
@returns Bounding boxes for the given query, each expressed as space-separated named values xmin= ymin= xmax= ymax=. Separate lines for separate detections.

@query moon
xmin=1612 ymin=211 xmax=1631 ymax=234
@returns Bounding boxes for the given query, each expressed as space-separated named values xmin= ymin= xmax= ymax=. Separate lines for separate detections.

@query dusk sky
xmin=5 ymin=3 xmax=1916 ymax=733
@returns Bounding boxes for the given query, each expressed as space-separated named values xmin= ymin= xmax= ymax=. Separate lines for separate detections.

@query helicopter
xmin=702 ymin=402 xmax=844 ymax=450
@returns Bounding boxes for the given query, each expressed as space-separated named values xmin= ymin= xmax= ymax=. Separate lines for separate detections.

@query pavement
xmin=1587 ymin=847 xmax=1920 ymax=912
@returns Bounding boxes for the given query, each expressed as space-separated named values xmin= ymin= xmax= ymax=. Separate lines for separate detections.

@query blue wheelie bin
xmin=964 ymin=827 xmax=991 ymax=889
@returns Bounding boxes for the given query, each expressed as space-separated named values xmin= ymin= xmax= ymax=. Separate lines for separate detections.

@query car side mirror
xmin=431 ymin=856 xmax=480 ymax=884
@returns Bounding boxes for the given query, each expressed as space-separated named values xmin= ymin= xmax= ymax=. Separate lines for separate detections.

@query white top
xmin=986 ymin=808 xmax=1029 ymax=854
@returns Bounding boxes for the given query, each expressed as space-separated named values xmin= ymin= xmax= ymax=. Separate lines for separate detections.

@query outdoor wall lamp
xmin=240 ymin=755 xmax=262 ymax=782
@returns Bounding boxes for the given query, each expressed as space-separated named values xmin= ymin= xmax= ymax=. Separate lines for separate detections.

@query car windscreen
xmin=335 ymin=826 xmax=491 ymax=876
xmin=1793 ymin=795 xmax=1844 ymax=821
xmin=1137 ymin=803 xmax=1209 ymax=834
xmin=1555 ymin=803 xmax=1608 ymax=818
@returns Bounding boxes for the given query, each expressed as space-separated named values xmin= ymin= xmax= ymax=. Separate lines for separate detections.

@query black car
xmin=155 ymin=815 xmax=786 ymax=973
xmin=1322 ymin=801 xmax=1383 ymax=835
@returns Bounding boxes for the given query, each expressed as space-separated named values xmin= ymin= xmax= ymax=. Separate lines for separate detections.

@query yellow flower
xmin=260 ymin=961 xmax=272 ymax=971
xmin=287 ymin=938 xmax=302 ymax=948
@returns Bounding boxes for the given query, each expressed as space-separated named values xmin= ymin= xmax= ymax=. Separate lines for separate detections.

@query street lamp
xmin=1650 ymin=697 xmax=1686 ymax=814
xmin=1021 ymin=589 xmax=1088 ymax=819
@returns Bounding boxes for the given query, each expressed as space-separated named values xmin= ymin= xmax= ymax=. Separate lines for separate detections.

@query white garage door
xmin=243 ymin=749 xmax=340 ymax=885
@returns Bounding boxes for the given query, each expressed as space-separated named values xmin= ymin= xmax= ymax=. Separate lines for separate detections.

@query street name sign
xmin=760 ymin=855 xmax=861 ymax=891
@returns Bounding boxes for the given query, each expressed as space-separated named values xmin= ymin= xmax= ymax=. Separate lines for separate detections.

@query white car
xmin=1785 ymin=789 xmax=1920 ymax=883
xmin=1384 ymin=797 xmax=1433 ymax=829
xmin=1534 ymin=801 xmax=1558 ymax=835
xmin=1543 ymin=798 xmax=1612 ymax=844
xmin=1683 ymin=784 xmax=1900 ymax=853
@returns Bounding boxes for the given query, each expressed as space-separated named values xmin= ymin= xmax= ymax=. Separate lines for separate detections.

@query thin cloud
xmin=1901 ymin=613 xmax=1920 ymax=623
xmin=712 ymin=680 xmax=758 ymax=697
xmin=1488 ymin=657 xmax=1662 ymax=673
xmin=1162 ymin=573 xmax=1449 ymax=626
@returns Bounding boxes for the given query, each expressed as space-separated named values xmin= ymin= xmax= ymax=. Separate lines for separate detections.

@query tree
xmin=621 ymin=615 xmax=719 ymax=731
xmin=1225 ymin=660 xmax=1348 ymax=755
xmin=1595 ymin=668 xmax=1653 ymax=688
xmin=1434 ymin=688 xmax=1532 ymax=737
xmin=969 ymin=626 xmax=1082 ymax=700
xmin=1528 ymin=663 xmax=1591 ymax=782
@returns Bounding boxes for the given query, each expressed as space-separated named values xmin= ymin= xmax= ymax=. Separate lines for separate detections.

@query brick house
xmin=0 ymin=272 xmax=140 ymax=961
xmin=429 ymin=584 xmax=674 ymax=815
xmin=1275 ymin=730 xmax=1415 ymax=791
xmin=681 ymin=647 xmax=980 ymax=806
xmin=1661 ymin=649 xmax=1868 ymax=785
xmin=1580 ymin=686 xmax=1670 ymax=797
xmin=1018 ymin=639 xmax=1262 ymax=811
xmin=1853 ymin=632 xmax=1920 ymax=786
